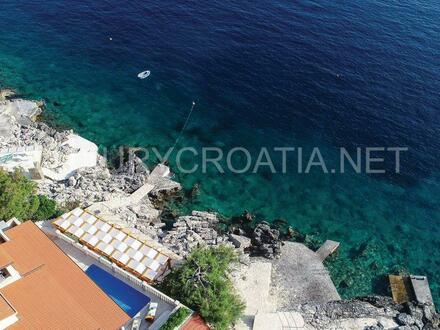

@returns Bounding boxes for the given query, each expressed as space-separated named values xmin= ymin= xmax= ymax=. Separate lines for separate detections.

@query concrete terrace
xmin=271 ymin=242 xmax=340 ymax=310
xmin=233 ymin=242 xmax=340 ymax=330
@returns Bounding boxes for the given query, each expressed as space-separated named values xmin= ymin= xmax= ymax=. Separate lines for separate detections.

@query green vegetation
xmin=33 ymin=195 xmax=59 ymax=221
xmin=159 ymin=307 xmax=191 ymax=330
xmin=0 ymin=169 xmax=61 ymax=221
xmin=159 ymin=246 xmax=245 ymax=330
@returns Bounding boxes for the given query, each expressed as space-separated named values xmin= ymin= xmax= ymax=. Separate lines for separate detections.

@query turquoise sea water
xmin=1 ymin=1 xmax=439 ymax=303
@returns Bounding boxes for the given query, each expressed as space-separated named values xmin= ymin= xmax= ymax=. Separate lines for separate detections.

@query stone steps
xmin=253 ymin=311 xmax=305 ymax=330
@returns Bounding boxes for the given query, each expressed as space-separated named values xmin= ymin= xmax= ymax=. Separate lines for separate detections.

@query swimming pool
xmin=85 ymin=264 xmax=151 ymax=317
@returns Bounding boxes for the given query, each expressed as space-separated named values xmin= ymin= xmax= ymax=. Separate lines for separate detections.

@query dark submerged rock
xmin=250 ymin=221 xmax=282 ymax=259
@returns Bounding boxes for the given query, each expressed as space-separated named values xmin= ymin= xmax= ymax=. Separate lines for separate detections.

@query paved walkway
xmin=271 ymin=242 xmax=340 ymax=310
xmin=42 ymin=134 xmax=98 ymax=181
xmin=253 ymin=311 xmax=305 ymax=330
xmin=232 ymin=242 xmax=340 ymax=329
xmin=87 ymin=183 xmax=155 ymax=213
xmin=233 ymin=261 xmax=276 ymax=330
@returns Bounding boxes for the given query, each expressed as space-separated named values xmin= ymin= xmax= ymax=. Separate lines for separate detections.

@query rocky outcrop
xmin=39 ymin=154 xmax=149 ymax=206
xmin=298 ymin=296 xmax=438 ymax=330
xmin=250 ymin=221 xmax=282 ymax=259
xmin=0 ymin=99 xmax=180 ymax=212
xmin=0 ymin=88 xmax=15 ymax=101
xmin=159 ymin=211 xmax=233 ymax=256
xmin=229 ymin=233 xmax=252 ymax=250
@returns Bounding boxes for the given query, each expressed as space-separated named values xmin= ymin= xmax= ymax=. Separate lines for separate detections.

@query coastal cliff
xmin=0 ymin=92 xmax=438 ymax=330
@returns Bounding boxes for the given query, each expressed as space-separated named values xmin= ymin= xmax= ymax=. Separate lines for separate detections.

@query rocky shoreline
xmin=298 ymin=296 xmax=439 ymax=330
xmin=1 ymin=91 xmax=438 ymax=329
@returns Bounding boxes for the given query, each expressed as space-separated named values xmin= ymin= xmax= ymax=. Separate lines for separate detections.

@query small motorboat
xmin=137 ymin=70 xmax=150 ymax=79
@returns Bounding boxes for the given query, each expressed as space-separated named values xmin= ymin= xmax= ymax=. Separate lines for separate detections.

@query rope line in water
xmin=170 ymin=101 xmax=196 ymax=152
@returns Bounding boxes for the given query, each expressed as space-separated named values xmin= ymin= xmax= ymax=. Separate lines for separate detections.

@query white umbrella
xmin=96 ymin=220 xmax=111 ymax=233
xmin=84 ymin=234 xmax=99 ymax=247
xmin=156 ymin=254 xmax=169 ymax=265
xmin=127 ymin=248 xmax=144 ymax=261
xmin=58 ymin=219 xmax=71 ymax=230
xmin=125 ymin=236 xmax=142 ymax=249
xmin=72 ymin=216 xmax=84 ymax=227
xmin=147 ymin=249 xmax=158 ymax=259
xmin=116 ymin=231 xmax=127 ymax=241
xmin=66 ymin=225 xmax=79 ymax=235
xmin=144 ymin=258 xmax=160 ymax=271
xmin=124 ymin=236 xmax=135 ymax=245
xmin=149 ymin=260 xmax=160 ymax=271
xmin=131 ymin=240 xmax=142 ymax=250
xmin=103 ymin=244 xmax=115 ymax=256
xmin=127 ymin=259 xmax=140 ymax=270
xmin=102 ymin=233 xmax=113 ymax=244
xmin=101 ymin=223 xmax=111 ymax=232
xmin=115 ymin=241 xmax=128 ymax=253
xmin=135 ymin=263 xmax=146 ymax=274
xmin=126 ymin=248 xmax=136 ymax=258
xmin=140 ymin=246 xmax=158 ymax=259
xmin=115 ymin=252 xmax=129 ymax=265
xmin=86 ymin=225 xmax=98 ymax=235
xmin=95 ymin=230 xmax=106 ymax=240
xmin=72 ymin=227 xmax=85 ymax=238
xmin=60 ymin=212 xmax=70 ymax=219
xmin=132 ymin=250 xmax=144 ymax=262
xmin=82 ymin=223 xmax=92 ymax=232
xmin=109 ymin=228 xmax=119 ymax=237
xmin=83 ymin=213 xmax=97 ymax=224
xmin=96 ymin=242 xmax=111 ymax=254
xmin=143 ymin=269 xmax=158 ymax=281
xmin=72 ymin=208 xmax=84 ymax=217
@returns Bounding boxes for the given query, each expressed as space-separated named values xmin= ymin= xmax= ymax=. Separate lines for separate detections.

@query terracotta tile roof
xmin=0 ymin=249 xmax=12 ymax=269
xmin=0 ymin=221 xmax=130 ymax=329
xmin=0 ymin=294 xmax=15 ymax=321
xmin=181 ymin=314 xmax=210 ymax=330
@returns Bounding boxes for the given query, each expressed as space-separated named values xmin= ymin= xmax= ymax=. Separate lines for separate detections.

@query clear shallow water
xmin=1 ymin=1 xmax=440 ymax=303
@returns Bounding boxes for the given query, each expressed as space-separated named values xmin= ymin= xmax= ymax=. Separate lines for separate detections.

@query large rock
xmin=159 ymin=211 xmax=231 ymax=257
xmin=229 ymin=233 xmax=251 ymax=249
xmin=0 ymin=88 xmax=15 ymax=101
xmin=250 ymin=221 xmax=282 ymax=259
xmin=396 ymin=313 xmax=415 ymax=326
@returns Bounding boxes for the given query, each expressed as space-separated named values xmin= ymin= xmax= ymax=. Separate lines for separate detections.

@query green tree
xmin=33 ymin=195 xmax=60 ymax=221
xmin=160 ymin=246 xmax=245 ymax=329
xmin=0 ymin=169 xmax=60 ymax=221
xmin=159 ymin=307 xmax=191 ymax=330
xmin=0 ymin=169 xmax=39 ymax=220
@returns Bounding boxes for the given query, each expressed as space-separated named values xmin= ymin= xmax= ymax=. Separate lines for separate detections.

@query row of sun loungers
xmin=53 ymin=208 xmax=171 ymax=282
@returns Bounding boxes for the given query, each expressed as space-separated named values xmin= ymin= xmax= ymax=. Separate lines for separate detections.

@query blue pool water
xmin=85 ymin=264 xmax=150 ymax=317
xmin=1 ymin=0 xmax=440 ymax=303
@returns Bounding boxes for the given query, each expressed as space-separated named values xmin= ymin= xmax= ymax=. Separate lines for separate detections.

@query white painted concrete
xmin=42 ymin=134 xmax=98 ymax=181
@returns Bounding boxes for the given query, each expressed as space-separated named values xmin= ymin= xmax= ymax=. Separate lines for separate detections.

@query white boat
xmin=137 ymin=70 xmax=150 ymax=79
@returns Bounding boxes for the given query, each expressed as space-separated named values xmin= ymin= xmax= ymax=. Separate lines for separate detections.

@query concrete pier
xmin=411 ymin=275 xmax=434 ymax=305
xmin=316 ymin=240 xmax=340 ymax=261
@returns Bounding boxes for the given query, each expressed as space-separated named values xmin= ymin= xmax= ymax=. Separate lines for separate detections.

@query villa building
xmin=0 ymin=219 xmax=130 ymax=329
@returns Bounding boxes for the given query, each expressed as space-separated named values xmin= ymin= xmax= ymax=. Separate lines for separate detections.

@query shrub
xmin=159 ymin=307 xmax=191 ymax=330
xmin=0 ymin=169 xmax=39 ymax=220
xmin=33 ymin=195 xmax=60 ymax=221
xmin=0 ymin=169 xmax=60 ymax=221
xmin=159 ymin=246 xmax=245 ymax=330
